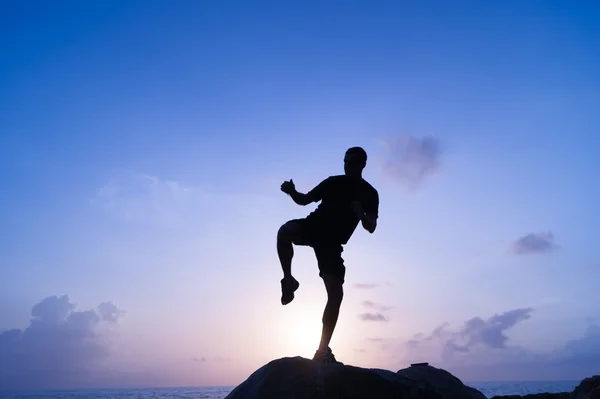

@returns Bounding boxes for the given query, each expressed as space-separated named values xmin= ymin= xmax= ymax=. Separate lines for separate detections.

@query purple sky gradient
xmin=1 ymin=0 xmax=599 ymax=390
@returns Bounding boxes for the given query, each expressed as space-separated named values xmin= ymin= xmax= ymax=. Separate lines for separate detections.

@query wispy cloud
xmin=585 ymin=316 xmax=600 ymax=325
xmin=93 ymin=173 xmax=197 ymax=226
xmin=359 ymin=313 xmax=389 ymax=322
xmin=0 ymin=295 xmax=125 ymax=390
xmin=395 ymin=308 xmax=600 ymax=380
xmin=192 ymin=356 xmax=230 ymax=363
xmin=511 ymin=232 xmax=559 ymax=255
xmin=407 ymin=308 xmax=533 ymax=355
xmin=362 ymin=300 xmax=394 ymax=312
xmin=460 ymin=308 xmax=533 ymax=349
xmin=562 ymin=324 xmax=600 ymax=359
xmin=92 ymin=173 xmax=284 ymax=234
xmin=354 ymin=283 xmax=378 ymax=289
xmin=380 ymin=134 xmax=443 ymax=191
xmin=359 ymin=300 xmax=394 ymax=322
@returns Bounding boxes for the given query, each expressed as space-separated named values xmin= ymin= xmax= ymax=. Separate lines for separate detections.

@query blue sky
xmin=1 ymin=0 xmax=599 ymax=390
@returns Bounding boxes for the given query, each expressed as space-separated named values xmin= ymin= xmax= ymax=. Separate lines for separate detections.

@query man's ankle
xmin=317 ymin=345 xmax=329 ymax=352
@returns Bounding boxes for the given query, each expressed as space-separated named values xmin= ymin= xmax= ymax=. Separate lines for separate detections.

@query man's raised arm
xmin=288 ymin=190 xmax=312 ymax=206
xmin=281 ymin=178 xmax=329 ymax=206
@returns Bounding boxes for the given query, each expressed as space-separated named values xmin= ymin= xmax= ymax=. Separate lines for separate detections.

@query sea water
xmin=0 ymin=380 xmax=581 ymax=399
xmin=469 ymin=380 xmax=580 ymax=398
xmin=0 ymin=387 xmax=231 ymax=399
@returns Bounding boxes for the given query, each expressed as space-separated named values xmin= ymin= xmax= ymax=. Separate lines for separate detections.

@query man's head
xmin=344 ymin=146 xmax=367 ymax=177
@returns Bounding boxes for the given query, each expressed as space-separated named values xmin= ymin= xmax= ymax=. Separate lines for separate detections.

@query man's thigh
xmin=313 ymin=245 xmax=346 ymax=284
xmin=281 ymin=218 xmax=313 ymax=246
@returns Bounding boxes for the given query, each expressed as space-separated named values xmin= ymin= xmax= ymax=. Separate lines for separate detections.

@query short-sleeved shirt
xmin=304 ymin=175 xmax=379 ymax=245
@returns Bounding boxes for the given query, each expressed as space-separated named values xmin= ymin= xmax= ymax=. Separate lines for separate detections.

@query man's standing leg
xmin=313 ymin=246 xmax=345 ymax=363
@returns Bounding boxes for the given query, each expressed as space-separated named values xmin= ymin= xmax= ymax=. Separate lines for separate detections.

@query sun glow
xmin=284 ymin=304 xmax=324 ymax=358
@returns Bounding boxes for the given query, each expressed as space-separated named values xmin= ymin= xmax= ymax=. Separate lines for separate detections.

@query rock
xmin=225 ymin=356 xmax=484 ymax=399
xmin=490 ymin=375 xmax=600 ymax=399
xmin=490 ymin=394 xmax=569 ymax=399
xmin=572 ymin=376 xmax=600 ymax=399
xmin=397 ymin=363 xmax=487 ymax=399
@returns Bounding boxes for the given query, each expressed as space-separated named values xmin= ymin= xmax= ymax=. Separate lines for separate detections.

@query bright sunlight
xmin=280 ymin=300 xmax=326 ymax=358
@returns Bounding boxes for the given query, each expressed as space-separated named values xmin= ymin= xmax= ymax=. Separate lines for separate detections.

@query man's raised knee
xmin=278 ymin=220 xmax=298 ymax=241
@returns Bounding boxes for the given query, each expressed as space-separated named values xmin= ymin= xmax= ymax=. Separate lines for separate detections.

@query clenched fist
xmin=281 ymin=179 xmax=296 ymax=194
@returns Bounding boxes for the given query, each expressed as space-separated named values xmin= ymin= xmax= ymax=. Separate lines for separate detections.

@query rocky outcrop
xmin=225 ymin=356 xmax=485 ymax=399
xmin=490 ymin=394 xmax=570 ymax=399
xmin=491 ymin=375 xmax=600 ymax=399
xmin=398 ymin=362 xmax=487 ymax=399
xmin=572 ymin=376 xmax=600 ymax=399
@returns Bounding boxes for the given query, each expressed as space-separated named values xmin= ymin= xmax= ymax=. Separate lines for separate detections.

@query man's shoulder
xmin=361 ymin=178 xmax=378 ymax=195
xmin=324 ymin=174 xmax=345 ymax=184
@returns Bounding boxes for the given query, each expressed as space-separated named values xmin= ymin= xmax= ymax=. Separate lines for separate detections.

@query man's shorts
xmin=284 ymin=218 xmax=346 ymax=284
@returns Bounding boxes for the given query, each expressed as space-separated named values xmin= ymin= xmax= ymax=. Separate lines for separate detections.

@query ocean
xmin=470 ymin=380 xmax=580 ymax=398
xmin=0 ymin=380 xmax=581 ymax=399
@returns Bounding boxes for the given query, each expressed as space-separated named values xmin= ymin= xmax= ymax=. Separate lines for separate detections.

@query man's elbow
xmin=291 ymin=192 xmax=311 ymax=206
xmin=366 ymin=216 xmax=377 ymax=233
xmin=362 ymin=220 xmax=376 ymax=233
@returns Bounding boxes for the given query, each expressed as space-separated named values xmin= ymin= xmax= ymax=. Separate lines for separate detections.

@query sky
xmin=1 ymin=0 xmax=600 ymax=391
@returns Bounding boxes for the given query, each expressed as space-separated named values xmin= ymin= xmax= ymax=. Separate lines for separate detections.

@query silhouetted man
xmin=278 ymin=146 xmax=379 ymax=363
